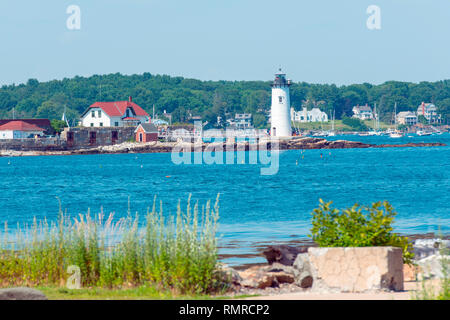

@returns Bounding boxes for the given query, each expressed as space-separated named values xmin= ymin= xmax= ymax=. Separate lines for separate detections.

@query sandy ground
xmin=243 ymin=280 xmax=442 ymax=300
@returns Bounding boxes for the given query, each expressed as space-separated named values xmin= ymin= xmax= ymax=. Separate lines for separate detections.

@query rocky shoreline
xmin=0 ymin=137 xmax=446 ymax=157
xmin=221 ymin=233 xmax=449 ymax=297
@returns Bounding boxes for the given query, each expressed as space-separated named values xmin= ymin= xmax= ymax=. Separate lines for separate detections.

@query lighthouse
xmin=270 ymin=69 xmax=292 ymax=137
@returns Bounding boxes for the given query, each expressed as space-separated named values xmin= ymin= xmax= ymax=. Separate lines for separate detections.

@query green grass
xmin=36 ymin=286 xmax=247 ymax=300
xmin=292 ymin=120 xmax=395 ymax=131
xmin=0 ymin=195 xmax=228 ymax=296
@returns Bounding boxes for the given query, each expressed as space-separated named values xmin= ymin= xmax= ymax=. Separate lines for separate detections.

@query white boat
xmin=389 ymin=132 xmax=403 ymax=138
xmin=370 ymin=103 xmax=381 ymax=136
xmin=389 ymin=103 xmax=404 ymax=138
xmin=328 ymin=109 xmax=336 ymax=136
xmin=312 ymin=131 xmax=328 ymax=137
xmin=416 ymin=130 xmax=432 ymax=136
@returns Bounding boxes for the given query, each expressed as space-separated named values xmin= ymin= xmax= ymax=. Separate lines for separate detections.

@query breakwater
xmin=0 ymin=137 xmax=446 ymax=157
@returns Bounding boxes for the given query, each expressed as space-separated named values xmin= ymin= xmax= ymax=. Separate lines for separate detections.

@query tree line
xmin=0 ymin=72 xmax=449 ymax=128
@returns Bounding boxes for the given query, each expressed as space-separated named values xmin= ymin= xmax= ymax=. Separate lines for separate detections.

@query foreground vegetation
xmin=309 ymin=200 xmax=414 ymax=264
xmin=0 ymin=195 xmax=228 ymax=295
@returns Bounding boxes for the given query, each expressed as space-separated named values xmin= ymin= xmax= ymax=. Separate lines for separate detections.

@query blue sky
xmin=0 ymin=0 xmax=449 ymax=86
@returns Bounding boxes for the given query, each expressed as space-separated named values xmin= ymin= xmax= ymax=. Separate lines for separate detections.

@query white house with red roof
xmin=80 ymin=97 xmax=150 ymax=128
xmin=0 ymin=120 xmax=45 ymax=139
xmin=417 ymin=102 xmax=441 ymax=123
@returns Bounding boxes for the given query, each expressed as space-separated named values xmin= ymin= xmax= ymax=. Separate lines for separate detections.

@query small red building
xmin=135 ymin=123 xmax=158 ymax=142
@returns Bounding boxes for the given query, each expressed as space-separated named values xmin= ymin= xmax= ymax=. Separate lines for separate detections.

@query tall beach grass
xmin=0 ymin=195 xmax=225 ymax=295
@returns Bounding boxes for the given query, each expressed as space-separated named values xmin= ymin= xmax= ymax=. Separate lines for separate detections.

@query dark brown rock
xmin=262 ymin=245 xmax=308 ymax=266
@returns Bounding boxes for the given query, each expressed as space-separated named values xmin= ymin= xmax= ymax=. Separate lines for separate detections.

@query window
xmin=98 ymin=110 xmax=101 ymax=117
xmin=91 ymin=111 xmax=95 ymax=118
xmin=115 ymin=122 xmax=119 ymax=127
xmin=279 ymin=96 xmax=283 ymax=103
xmin=100 ymin=122 xmax=103 ymax=127
xmin=90 ymin=123 xmax=94 ymax=127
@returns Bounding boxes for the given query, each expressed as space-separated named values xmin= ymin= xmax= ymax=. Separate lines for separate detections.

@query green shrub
xmin=342 ymin=116 xmax=368 ymax=131
xmin=309 ymin=199 xmax=414 ymax=264
xmin=50 ymin=119 xmax=68 ymax=133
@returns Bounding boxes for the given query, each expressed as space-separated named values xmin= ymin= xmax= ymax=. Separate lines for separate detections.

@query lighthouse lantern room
xmin=270 ymin=69 xmax=292 ymax=137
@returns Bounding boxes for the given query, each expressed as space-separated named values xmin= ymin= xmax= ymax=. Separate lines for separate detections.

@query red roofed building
xmin=0 ymin=120 xmax=45 ymax=139
xmin=0 ymin=119 xmax=52 ymax=133
xmin=80 ymin=97 xmax=150 ymax=128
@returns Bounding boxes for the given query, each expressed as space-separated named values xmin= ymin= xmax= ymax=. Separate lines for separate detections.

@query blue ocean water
xmin=0 ymin=133 xmax=449 ymax=265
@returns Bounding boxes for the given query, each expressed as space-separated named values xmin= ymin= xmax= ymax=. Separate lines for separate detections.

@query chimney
xmin=129 ymin=96 xmax=132 ymax=102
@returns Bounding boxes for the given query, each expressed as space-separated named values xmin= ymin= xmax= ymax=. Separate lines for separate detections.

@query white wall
xmin=0 ymin=130 xmax=43 ymax=139
xmin=0 ymin=130 xmax=13 ymax=139
xmin=309 ymin=108 xmax=328 ymax=122
xmin=81 ymin=108 xmax=112 ymax=127
xmin=81 ymin=108 xmax=149 ymax=127
xmin=292 ymin=107 xmax=328 ymax=123
xmin=271 ymin=87 xmax=291 ymax=137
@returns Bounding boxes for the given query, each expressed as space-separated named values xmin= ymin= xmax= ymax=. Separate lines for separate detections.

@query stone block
xmin=307 ymin=247 xmax=404 ymax=293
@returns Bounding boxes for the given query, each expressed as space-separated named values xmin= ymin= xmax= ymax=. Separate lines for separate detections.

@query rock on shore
xmin=0 ymin=287 xmax=47 ymax=300
xmin=226 ymin=236 xmax=449 ymax=295
xmin=0 ymin=138 xmax=446 ymax=157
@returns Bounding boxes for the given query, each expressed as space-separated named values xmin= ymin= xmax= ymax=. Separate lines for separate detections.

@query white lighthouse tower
xmin=270 ymin=69 xmax=292 ymax=137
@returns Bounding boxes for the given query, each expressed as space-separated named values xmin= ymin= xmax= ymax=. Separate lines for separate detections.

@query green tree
xmin=342 ymin=116 xmax=368 ymax=131
xmin=417 ymin=115 xmax=428 ymax=125
xmin=252 ymin=113 xmax=267 ymax=129
xmin=51 ymin=119 xmax=68 ymax=133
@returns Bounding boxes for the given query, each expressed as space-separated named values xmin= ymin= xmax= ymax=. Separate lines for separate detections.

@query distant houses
xmin=80 ymin=97 xmax=150 ymax=128
xmin=349 ymin=102 xmax=442 ymax=126
xmin=0 ymin=120 xmax=45 ymax=139
xmin=396 ymin=111 xmax=418 ymax=126
xmin=395 ymin=102 xmax=441 ymax=126
xmin=227 ymin=113 xmax=253 ymax=129
xmin=135 ymin=123 xmax=158 ymax=143
xmin=0 ymin=119 xmax=53 ymax=133
xmin=291 ymin=107 xmax=328 ymax=123
xmin=416 ymin=102 xmax=441 ymax=123
xmin=352 ymin=105 xmax=374 ymax=120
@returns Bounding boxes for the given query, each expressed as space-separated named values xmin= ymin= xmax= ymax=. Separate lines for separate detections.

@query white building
xmin=0 ymin=120 xmax=45 ymax=139
xmin=80 ymin=97 xmax=150 ymax=128
xmin=270 ymin=69 xmax=292 ymax=137
xmin=417 ymin=102 xmax=441 ymax=123
xmin=396 ymin=111 xmax=418 ymax=126
xmin=229 ymin=113 xmax=253 ymax=129
xmin=291 ymin=107 xmax=328 ymax=123
xmin=352 ymin=105 xmax=374 ymax=120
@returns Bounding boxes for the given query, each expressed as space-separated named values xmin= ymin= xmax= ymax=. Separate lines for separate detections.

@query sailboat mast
xmin=394 ymin=102 xmax=397 ymax=129
xmin=332 ymin=109 xmax=335 ymax=131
